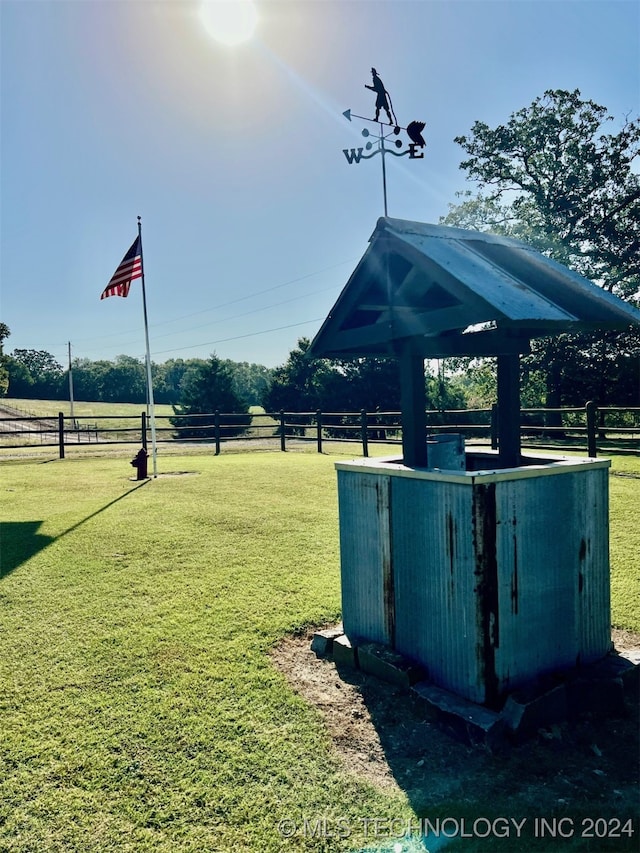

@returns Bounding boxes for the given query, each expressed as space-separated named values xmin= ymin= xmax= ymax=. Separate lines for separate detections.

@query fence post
xmin=361 ymin=409 xmax=369 ymax=458
xmin=214 ymin=410 xmax=221 ymax=456
xmin=586 ymin=400 xmax=598 ymax=458
xmin=316 ymin=410 xmax=323 ymax=454
xmin=141 ymin=412 xmax=147 ymax=451
xmin=490 ymin=403 xmax=498 ymax=450
xmin=280 ymin=410 xmax=286 ymax=452
xmin=58 ymin=412 xmax=65 ymax=459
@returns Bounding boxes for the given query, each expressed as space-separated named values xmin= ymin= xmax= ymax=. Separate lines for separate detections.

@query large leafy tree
xmin=454 ymin=88 xmax=640 ymax=298
xmin=70 ymin=356 xmax=146 ymax=403
xmin=105 ymin=355 xmax=147 ymax=403
xmin=262 ymin=338 xmax=467 ymax=424
xmin=224 ymin=360 xmax=273 ymax=408
xmin=151 ymin=358 xmax=198 ymax=405
xmin=5 ymin=349 xmax=64 ymax=399
xmin=444 ymin=89 xmax=640 ymax=407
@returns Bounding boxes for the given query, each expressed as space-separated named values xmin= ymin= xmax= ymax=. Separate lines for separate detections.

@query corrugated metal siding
xmin=391 ymin=477 xmax=483 ymax=702
xmin=336 ymin=469 xmax=393 ymax=646
xmin=492 ymin=468 xmax=610 ymax=692
xmin=337 ymin=458 xmax=611 ymax=706
xmin=493 ymin=475 xmax=580 ymax=689
xmin=398 ymin=232 xmax=576 ymax=322
xmin=574 ymin=466 xmax=611 ymax=661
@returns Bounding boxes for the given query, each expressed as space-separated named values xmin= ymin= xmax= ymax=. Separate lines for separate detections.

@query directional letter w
xmin=343 ymin=148 xmax=364 ymax=164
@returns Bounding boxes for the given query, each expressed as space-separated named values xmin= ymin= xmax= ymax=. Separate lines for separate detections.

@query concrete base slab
xmin=358 ymin=643 xmax=425 ymax=688
xmin=502 ymin=684 xmax=568 ymax=737
xmin=412 ymin=681 xmax=507 ymax=750
xmin=309 ymin=631 xmax=640 ymax=748
xmin=332 ymin=634 xmax=358 ymax=669
xmin=311 ymin=626 xmax=344 ymax=657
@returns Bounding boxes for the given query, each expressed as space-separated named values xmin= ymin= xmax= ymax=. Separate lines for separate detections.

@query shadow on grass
xmin=0 ymin=521 xmax=55 ymax=579
xmin=0 ymin=480 xmax=149 ymax=580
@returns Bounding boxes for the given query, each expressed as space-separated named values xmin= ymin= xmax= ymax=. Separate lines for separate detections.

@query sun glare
xmin=198 ymin=0 xmax=258 ymax=46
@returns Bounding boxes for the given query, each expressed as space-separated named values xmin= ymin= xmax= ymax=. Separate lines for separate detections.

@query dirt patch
xmin=271 ymin=629 xmax=640 ymax=815
xmin=612 ymin=628 xmax=640 ymax=661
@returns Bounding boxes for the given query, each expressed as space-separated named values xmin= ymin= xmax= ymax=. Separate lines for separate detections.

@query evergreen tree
xmin=170 ymin=355 xmax=250 ymax=440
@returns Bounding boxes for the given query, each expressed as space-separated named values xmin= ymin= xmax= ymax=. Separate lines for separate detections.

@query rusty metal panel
xmin=390 ymin=477 xmax=485 ymax=703
xmin=337 ymin=469 xmax=393 ymax=646
xmin=493 ymin=474 xmax=580 ymax=690
xmin=573 ymin=465 xmax=611 ymax=660
xmin=335 ymin=456 xmax=612 ymax=707
xmin=492 ymin=467 xmax=611 ymax=693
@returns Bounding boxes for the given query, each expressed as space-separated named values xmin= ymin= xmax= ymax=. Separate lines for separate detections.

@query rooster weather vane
xmin=342 ymin=68 xmax=426 ymax=215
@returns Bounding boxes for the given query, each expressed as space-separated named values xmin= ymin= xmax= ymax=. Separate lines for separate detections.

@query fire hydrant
xmin=130 ymin=447 xmax=148 ymax=480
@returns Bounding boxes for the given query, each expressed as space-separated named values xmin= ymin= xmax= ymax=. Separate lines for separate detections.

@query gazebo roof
xmin=309 ymin=217 xmax=640 ymax=359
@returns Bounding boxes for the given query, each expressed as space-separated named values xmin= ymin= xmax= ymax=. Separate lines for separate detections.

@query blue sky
xmin=1 ymin=0 xmax=638 ymax=370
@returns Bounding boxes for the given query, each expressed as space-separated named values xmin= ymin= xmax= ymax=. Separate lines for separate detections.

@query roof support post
xmin=497 ymin=353 xmax=521 ymax=468
xmin=399 ymin=344 xmax=428 ymax=468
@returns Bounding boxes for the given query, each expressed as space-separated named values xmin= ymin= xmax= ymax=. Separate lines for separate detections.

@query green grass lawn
xmin=0 ymin=451 xmax=638 ymax=851
xmin=0 ymin=453 xmax=408 ymax=852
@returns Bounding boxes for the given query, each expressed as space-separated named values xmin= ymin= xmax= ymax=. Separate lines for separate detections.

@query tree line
xmin=0 ymin=345 xmax=273 ymax=409
xmin=1 ymin=89 xmax=638 ymax=422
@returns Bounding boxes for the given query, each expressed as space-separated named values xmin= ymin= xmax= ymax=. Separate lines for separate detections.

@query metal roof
xmin=309 ymin=217 xmax=640 ymax=359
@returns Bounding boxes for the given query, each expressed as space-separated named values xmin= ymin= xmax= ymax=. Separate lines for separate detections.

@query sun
xmin=198 ymin=0 xmax=258 ymax=46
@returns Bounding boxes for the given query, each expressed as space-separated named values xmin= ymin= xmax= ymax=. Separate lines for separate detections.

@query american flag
xmin=100 ymin=236 xmax=142 ymax=299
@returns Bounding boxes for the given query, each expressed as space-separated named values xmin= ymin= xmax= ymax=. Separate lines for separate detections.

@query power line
xmin=148 ymin=259 xmax=354 ymax=330
xmin=65 ymin=282 xmax=338 ymax=356
xmin=68 ymin=257 xmax=355 ymax=347
xmin=140 ymin=283 xmax=339 ymax=344
xmin=150 ymin=318 xmax=324 ymax=357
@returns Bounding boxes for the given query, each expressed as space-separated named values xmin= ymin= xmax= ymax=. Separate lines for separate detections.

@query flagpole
xmin=137 ymin=216 xmax=158 ymax=478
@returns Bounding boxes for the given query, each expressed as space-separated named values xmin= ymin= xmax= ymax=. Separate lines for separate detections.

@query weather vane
xmin=342 ymin=68 xmax=426 ymax=216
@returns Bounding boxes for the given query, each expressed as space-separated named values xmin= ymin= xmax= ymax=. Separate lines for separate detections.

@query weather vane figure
xmin=342 ymin=67 xmax=426 ymax=216
xmin=365 ymin=67 xmax=396 ymax=125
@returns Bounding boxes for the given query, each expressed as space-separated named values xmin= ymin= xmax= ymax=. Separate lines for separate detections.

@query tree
xmin=263 ymin=339 xmax=470 ymax=439
xmin=69 ymin=358 xmax=105 ymax=402
xmin=454 ymin=88 xmax=640 ymax=298
xmin=153 ymin=359 xmax=203 ymax=405
xmin=0 ymin=323 xmax=9 ymax=396
xmin=444 ymin=90 xmax=640 ymax=407
xmin=0 ymin=323 xmax=10 ymax=356
xmin=225 ymin=361 xmax=273 ymax=408
xmin=262 ymin=338 xmax=335 ymax=414
xmin=6 ymin=349 xmax=64 ymax=399
xmin=170 ymin=354 xmax=250 ymax=439
xmin=106 ymin=355 xmax=147 ymax=403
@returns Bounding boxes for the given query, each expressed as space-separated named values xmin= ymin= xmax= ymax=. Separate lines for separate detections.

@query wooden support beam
xmin=496 ymin=354 xmax=521 ymax=468
xmin=399 ymin=346 xmax=428 ymax=468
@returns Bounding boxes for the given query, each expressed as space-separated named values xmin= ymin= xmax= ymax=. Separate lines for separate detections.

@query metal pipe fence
xmin=0 ymin=403 xmax=638 ymax=458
